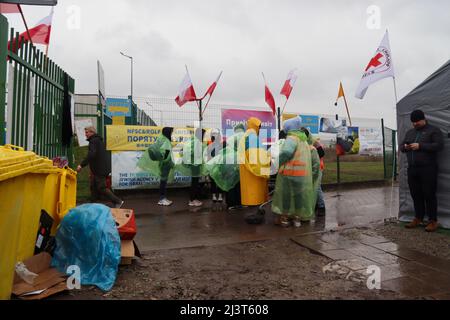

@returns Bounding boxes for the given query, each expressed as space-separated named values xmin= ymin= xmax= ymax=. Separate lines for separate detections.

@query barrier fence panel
xmin=0 ymin=15 xmax=8 ymax=144
xmin=0 ymin=17 xmax=75 ymax=164
xmin=383 ymin=125 xmax=398 ymax=180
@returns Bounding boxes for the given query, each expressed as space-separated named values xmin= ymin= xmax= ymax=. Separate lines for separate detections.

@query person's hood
xmin=234 ymin=123 xmax=245 ymax=133
xmin=87 ymin=134 xmax=101 ymax=141
xmin=247 ymin=117 xmax=262 ymax=134
xmin=162 ymin=127 xmax=173 ymax=140
xmin=283 ymin=117 xmax=302 ymax=133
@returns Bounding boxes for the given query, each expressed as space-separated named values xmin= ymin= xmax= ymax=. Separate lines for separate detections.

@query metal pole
xmin=381 ymin=118 xmax=387 ymax=179
xmin=337 ymin=154 xmax=341 ymax=185
xmin=277 ymin=107 xmax=281 ymax=134
xmin=131 ymin=56 xmax=133 ymax=101
xmin=199 ymin=99 xmax=203 ymax=128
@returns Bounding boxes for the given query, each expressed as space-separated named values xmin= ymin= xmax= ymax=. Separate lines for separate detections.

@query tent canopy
xmin=397 ymin=60 xmax=450 ymax=228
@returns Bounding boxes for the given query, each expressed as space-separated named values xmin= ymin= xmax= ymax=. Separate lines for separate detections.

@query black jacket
xmin=400 ymin=123 xmax=444 ymax=168
xmin=81 ymin=134 xmax=110 ymax=176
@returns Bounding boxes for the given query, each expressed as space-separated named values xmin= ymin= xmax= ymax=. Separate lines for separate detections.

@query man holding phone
xmin=400 ymin=110 xmax=444 ymax=232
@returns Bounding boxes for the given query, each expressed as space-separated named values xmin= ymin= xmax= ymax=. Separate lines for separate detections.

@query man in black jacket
xmin=77 ymin=127 xmax=124 ymax=208
xmin=400 ymin=110 xmax=444 ymax=232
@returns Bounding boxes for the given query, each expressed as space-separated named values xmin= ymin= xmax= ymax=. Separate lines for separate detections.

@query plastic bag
xmin=15 ymin=262 xmax=38 ymax=285
xmin=51 ymin=204 xmax=121 ymax=292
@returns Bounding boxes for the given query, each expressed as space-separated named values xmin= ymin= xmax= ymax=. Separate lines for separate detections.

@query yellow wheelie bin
xmin=0 ymin=145 xmax=77 ymax=300
xmin=0 ymin=146 xmax=54 ymax=300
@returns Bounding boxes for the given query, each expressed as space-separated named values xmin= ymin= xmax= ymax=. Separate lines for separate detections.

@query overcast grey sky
xmin=6 ymin=0 xmax=450 ymax=128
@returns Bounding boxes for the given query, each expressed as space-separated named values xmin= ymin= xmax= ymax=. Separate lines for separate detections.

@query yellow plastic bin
xmin=34 ymin=167 xmax=77 ymax=235
xmin=0 ymin=167 xmax=51 ymax=300
xmin=0 ymin=145 xmax=77 ymax=299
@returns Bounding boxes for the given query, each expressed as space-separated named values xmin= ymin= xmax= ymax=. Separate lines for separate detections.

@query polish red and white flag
xmin=204 ymin=71 xmax=223 ymax=97
xmin=16 ymin=8 xmax=54 ymax=45
xmin=175 ymin=70 xmax=197 ymax=107
xmin=263 ymin=75 xmax=276 ymax=115
xmin=0 ymin=3 xmax=20 ymax=14
xmin=280 ymin=69 xmax=298 ymax=100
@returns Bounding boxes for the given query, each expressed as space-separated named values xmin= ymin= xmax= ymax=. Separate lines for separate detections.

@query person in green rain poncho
xmin=272 ymin=116 xmax=318 ymax=228
xmin=137 ymin=127 xmax=175 ymax=206
xmin=301 ymin=126 xmax=321 ymax=212
xmin=175 ymin=128 xmax=208 ymax=207
xmin=205 ymin=124 xmax=246 ymax=208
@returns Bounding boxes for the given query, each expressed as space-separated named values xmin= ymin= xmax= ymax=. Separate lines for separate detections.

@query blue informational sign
xmin=106 ymin=98 xmax=132 ymax=117
xmin=299 ymin=115 xmax=320 ymax=134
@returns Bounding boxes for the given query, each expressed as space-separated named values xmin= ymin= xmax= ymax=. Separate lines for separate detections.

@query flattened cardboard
xmin=21 ymin=282 xmax=68 ymax=300
xmin=12 ymin=252 xmax=67 ymax=300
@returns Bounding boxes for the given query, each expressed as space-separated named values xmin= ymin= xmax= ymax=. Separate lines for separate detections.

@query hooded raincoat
xmin=205 ymin=125 xmax=245 ymax=192
xmin=238 ymin=117 xmax=270 ymax=206
xmin=137 ymin=127 xmax=174 ymax=182
xmin=272 ymin=117 xmax=317 ymax=221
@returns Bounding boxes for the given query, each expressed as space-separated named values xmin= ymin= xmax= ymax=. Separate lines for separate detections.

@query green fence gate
xmin=382 ymin=119 xmax=398 ymax=180
xmin=0 ymin=14 xmax=75 ymax=165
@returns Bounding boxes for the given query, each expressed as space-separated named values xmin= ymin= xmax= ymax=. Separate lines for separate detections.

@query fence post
xmin=0 ymin=15 xmax=8 ymax=145
xmin=381 ymin=118 xmax=387 ymax=179
xmin=336 ymin=154 xmax=341 ymax=184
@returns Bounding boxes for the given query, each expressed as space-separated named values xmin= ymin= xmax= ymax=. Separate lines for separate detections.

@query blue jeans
xmin=316 ymin=171 xmax=325 ymax=209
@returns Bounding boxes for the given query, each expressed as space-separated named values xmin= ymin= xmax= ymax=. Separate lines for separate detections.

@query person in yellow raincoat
xmin=238 ymin=117 xmax=271 ymax=206
xmin=272 ymin=117 xmax=318 ymax=227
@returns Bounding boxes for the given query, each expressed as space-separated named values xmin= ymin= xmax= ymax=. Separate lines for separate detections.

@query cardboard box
xmin=111 ymin=208 xmax=137 ymax=240
xmin=12 ymin=253 xmax=67 ymax=300
xmin=120 ymin=240 xmax=141 ymax=266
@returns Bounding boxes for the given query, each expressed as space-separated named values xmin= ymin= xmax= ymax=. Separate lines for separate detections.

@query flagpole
xmin=393 ymin=77 xmax=399 ymax=105
xmin=17 ymin=5 xmax=34 ymax=47
xmin=185 ymin=65 xmax=202 ymax=127
xmin=342 ymin=93 xmax=352 ymax=127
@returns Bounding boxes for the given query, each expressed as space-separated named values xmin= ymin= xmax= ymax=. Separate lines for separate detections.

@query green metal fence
xmin=0 ymin=15 xmax=8 ymax=145
xmin=0 ymin=15 xmax=75 ymax=164
xmin=382 ymin=122 xmax=398 ymax=180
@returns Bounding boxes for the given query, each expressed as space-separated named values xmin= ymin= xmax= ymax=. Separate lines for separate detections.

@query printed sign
xmin=111 ymin=151 xmax=191 ymax=190
xmin=75 ymin=119 xmax=94 ymax=147
xmin=106 ymin=98 xmax=132 ymax=117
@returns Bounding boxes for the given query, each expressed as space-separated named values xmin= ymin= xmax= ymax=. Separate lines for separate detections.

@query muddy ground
xmin=55 ymin=221 xmax=450 ymax=300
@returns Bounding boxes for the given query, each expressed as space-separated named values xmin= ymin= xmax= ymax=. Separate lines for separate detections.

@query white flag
xmin=355 ymin=30 xmax=395 ymax=99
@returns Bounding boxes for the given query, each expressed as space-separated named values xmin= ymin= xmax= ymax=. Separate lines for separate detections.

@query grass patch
xmin=73 ymin=146 xmax=90 ymax=202
xmin=323 ymin=161 xmax=384 ymax=184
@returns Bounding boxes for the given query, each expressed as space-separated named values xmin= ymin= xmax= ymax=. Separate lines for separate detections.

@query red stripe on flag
xmin=280 ymin=80 xmax=293 ymax=99
xmin=265 ymin=85 xmax=276 ymax=115
xmin=0 ymin=4 xmax=20 ymax=14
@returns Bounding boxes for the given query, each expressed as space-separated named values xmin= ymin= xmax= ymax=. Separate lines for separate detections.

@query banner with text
xmin=282 ymin=113 xmax=320 ymax=134
xmin=111 ymin=151 xmax=192 ymax=190
xmin=221 ymin=109 xmax=276 ymax=144
xmin=106 ymin=126 xmax=196 ymax=151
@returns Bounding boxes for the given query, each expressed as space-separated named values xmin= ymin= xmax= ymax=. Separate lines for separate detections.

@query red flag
xmin=204 ymin=71 xmax=222 ymax=97
xmin=10 ymin=9 xmax=53 ymax=46
xmin=0 ymin=3 xmax=20 ymax=14
xmin=280 ymin=69 xmax=298 ymax=100
xmin=175 ymin=70 xmax=197 ymax=107
xmin=265 ymin=85 xmax=276 ymax=116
